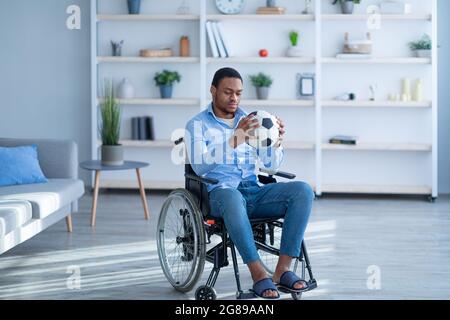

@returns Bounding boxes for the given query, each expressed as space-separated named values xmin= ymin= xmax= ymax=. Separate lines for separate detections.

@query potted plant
xmin=127 ymin=0 xmax=141 ymax=14
xmin=286 ymin=30 xmax=302 ymax=57
xmin=332 ymin=0 xmax=361 ymax=14
xmin=99 ymin=80 xmax=123 ymax=166
xmin=154 ymin=70 xmax=181 ymax=99
xmin=408 ymin=34 xmax=432 ymax=58
xmin=249 ymin=73 xmax=273 ymax=100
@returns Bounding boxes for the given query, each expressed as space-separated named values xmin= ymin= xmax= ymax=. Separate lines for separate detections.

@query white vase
xmin=118 ymin=78 xmax=135 ymax=99
xmin=286 ymin=45 xmax=302 ymax=57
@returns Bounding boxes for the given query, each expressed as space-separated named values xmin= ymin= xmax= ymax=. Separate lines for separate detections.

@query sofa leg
xmin=66 ymin=215 xmax=73 ymax=233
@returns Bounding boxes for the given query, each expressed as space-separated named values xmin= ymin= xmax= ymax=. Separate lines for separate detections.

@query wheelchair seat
xmin=156 ymin=138 xmax=317 ymax=300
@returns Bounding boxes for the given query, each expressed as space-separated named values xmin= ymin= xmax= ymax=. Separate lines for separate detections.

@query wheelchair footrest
xmin=305 ymin=279 xmax=318 ymax=291
xmin=236 ymin=290 xmax=257 ymax=300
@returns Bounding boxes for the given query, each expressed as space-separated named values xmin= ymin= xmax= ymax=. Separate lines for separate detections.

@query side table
xmin=80 ymin=160 xmax=150 ymax=227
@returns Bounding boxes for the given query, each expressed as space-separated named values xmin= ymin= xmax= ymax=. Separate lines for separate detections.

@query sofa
xmin=0 ymin=138 xmax=85 ymax=255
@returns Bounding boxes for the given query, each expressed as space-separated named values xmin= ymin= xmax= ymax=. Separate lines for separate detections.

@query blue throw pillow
xmin=0 ymin=145 xmax=48 ymax=187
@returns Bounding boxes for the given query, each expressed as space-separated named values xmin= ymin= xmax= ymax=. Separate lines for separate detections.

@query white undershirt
xmin=219 ymin=117 xmax=235 ymax=128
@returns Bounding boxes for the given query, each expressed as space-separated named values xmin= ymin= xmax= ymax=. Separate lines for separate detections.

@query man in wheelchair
xmin=184 ymin=68 xmax=315 ymax=299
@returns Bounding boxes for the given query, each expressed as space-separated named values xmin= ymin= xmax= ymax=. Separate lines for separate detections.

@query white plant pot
xmin=415 ymin=49 xmax=431 ymax=58
xmin=286 ymin=45 xmax=302 ymax=57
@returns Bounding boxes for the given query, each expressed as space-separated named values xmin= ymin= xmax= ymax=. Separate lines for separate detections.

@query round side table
xmin=80 ymin=160 xmax=150 ymax=227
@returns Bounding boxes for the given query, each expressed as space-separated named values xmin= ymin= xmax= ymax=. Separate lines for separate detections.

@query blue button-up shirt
xmin=185 ymin=103 xmax=284 ymax=192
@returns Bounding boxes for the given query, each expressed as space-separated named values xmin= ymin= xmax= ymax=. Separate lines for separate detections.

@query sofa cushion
xmin=0 ymin=200 xmax=33 ymax=237
xmin=0 ymin=145 xmax=48 ymax=187
xmin=0 ymin=179 xmax=84 ymax=219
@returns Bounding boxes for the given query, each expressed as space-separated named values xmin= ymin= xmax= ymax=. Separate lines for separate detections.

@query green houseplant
xmin=154 ymin=70 xmax=181 ymax=99
xmin=286 ymin=30 xmax=302 ymax=57
xmin=249 ymin=73 xmax=273 ymax=100
xmin=332 ymin=0 xmax=361 ymax=14
xmin=99 ymin=80 xmax=123 ymax=166
xmin=408 ymin=34 xmax=432 ymax=58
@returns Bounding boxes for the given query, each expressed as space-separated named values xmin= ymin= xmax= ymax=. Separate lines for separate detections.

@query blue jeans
xmin=209 ymin=181 xmax=314 ymax=264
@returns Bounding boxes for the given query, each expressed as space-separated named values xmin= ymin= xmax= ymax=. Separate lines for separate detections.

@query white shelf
xmin=99 ymin=179 xmax=184 ymax=190
xmin=322 ymin=57 xmax=431 ymax=64
xmin=91 ymin=0 xmax=438 ymax=197
xmin=322 ymin=14 xmax=432 ymax=21
xmin=241 ymin=99 xmax=314 ymax=107
xmin=322 ymin=143 xmax=431 ymax=152
xmin=116 ymin=140 xmax=314 ymax=151
xmin=119 ymin=140 xmax=174 ymax=148
xmin=97 ymin=56 xmax=200 ymax=63
xmin=321 ymin=184 xmax=432 ymax=195
xmin=98 ymin=98 xmax=199 ymax=106
xmin=206 ymin=14 xmax=314 ymax=21
xmin=322 ymin=100 xmax=431 ymax=108
xmin=97 ymin=14 xmax=200 ymax=21
xmin=207 ymin=57 xmax=315 ymax=64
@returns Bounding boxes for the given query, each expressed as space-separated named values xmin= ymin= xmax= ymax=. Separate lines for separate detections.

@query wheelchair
xmin=156 ymin=138 xmax=317 ymax=300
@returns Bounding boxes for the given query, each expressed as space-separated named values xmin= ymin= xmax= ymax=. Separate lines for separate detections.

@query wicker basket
xmin=343 ymin=33 xmax=372 ymax=54
xmin=139 ymin=48 xmax=173 ymax=57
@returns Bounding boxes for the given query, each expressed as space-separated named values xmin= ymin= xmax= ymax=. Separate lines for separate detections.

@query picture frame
xmin=296 ymin=73 xmax=315 ymax=100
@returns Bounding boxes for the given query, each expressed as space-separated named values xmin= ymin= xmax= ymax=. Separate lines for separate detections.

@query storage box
xmin=343 ymin=33 xmax=372 ymax=55
xmin=380 ymin=1 xmax=412 ymax=14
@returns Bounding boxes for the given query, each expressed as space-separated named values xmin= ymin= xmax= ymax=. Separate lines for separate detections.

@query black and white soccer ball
xmin=247 ymin=110 xmax=280 ymax=149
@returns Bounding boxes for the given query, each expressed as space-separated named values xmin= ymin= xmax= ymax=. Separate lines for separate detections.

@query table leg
xmin=91 ymin=170 xmax=101 ymax=227
xmin=66 ymin=215 xmax=73 ymax=233
xmin=136 ymin=168 xmax=150 ymax=219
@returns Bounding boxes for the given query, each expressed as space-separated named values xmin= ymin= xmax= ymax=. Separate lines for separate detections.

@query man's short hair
xmin=211 ymin=67 xmax=243 ymax=88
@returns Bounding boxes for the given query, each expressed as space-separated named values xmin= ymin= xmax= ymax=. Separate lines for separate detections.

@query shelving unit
xmin=91 ymin=0 xmax=437 ymax=198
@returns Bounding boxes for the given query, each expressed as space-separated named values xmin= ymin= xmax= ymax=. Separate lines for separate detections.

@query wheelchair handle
xmin=185 ymin=173 xmax=219 ymax=185
xmin=259 ymin=168 xmax=296 ymax=180
xmin=174 ymin=137 xmax=184 ymax=145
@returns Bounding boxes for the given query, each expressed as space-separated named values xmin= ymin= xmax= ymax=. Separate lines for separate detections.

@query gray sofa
xmin=0 ymin=138 xmax=85 ymax=255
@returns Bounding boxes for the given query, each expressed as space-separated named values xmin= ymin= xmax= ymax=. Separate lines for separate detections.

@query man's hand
xmin=229 ymin=115 xmax=260 ymax=149
xmin=275 ymin=116 xmax=285 ymax=148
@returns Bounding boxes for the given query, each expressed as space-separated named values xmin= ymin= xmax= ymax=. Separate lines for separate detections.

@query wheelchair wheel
xmin=257 ymin=221 xmax=283 ymax=275
xmin=157 ymin=189 xmax=206 ymax=292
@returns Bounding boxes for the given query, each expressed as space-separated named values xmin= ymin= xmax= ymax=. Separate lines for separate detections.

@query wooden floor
xmin=1 ymin=190 xmax=449 ymax=300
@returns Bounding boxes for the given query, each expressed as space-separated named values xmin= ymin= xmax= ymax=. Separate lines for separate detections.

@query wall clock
xmin=215 ymin=0 xmax=245 ymax=15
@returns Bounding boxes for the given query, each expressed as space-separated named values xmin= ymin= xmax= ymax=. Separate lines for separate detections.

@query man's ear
xmin=210 ymin=85 xmax=216 ymax=97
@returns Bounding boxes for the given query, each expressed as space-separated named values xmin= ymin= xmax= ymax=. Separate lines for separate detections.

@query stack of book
xmin=329 ymin=135 xmax=358 ymax=145
xmin=206 ymin=20 xmax=234 ymax=58
xmin=131 ymin=116 xmax=154 ymax=141
xmin=256 ymin=6 xmax=285 ymax=14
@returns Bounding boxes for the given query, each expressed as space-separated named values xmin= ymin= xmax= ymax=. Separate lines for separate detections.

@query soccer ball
xmin=246 ymin=110 xmax=280 ymax=149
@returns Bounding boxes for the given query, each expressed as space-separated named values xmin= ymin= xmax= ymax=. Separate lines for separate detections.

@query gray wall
xmin=0 ymin=0 xmax=449 ymax=193
xmin=0 ymin=0 xmax=91 ymax=183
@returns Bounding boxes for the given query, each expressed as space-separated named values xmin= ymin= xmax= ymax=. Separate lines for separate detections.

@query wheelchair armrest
xmin=185 ymin=173 xmax=219 ymax=185
xmin=259 ymin=168 xmax=296 ymax=180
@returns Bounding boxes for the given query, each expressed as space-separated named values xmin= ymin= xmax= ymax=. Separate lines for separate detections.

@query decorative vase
xmin=159 ymin=85 xmax=173 ymax=99
xmin=415 ymin=49 xmax=431 ymax=58
xmin=180 ymin=36 xmax=190 ymax=57
xmin=286 ymin=44 xmax=302 ymax=57
xmin=341 ymin=1 xmax=354 ymax=14
xmin=101 ymin=145 xmax=124 ymax=166
xmin=118 ymin=78 xmax=135 ymax=99
xmin=256 ymin=87 xmax=270 ymax=100
xmin=111 ymin=40 xmax=124 ymax=57
xmin=127 ymin=0 xmax=141 ymax=14
xmin=266 ymin=0 xmax=277 ymax=7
